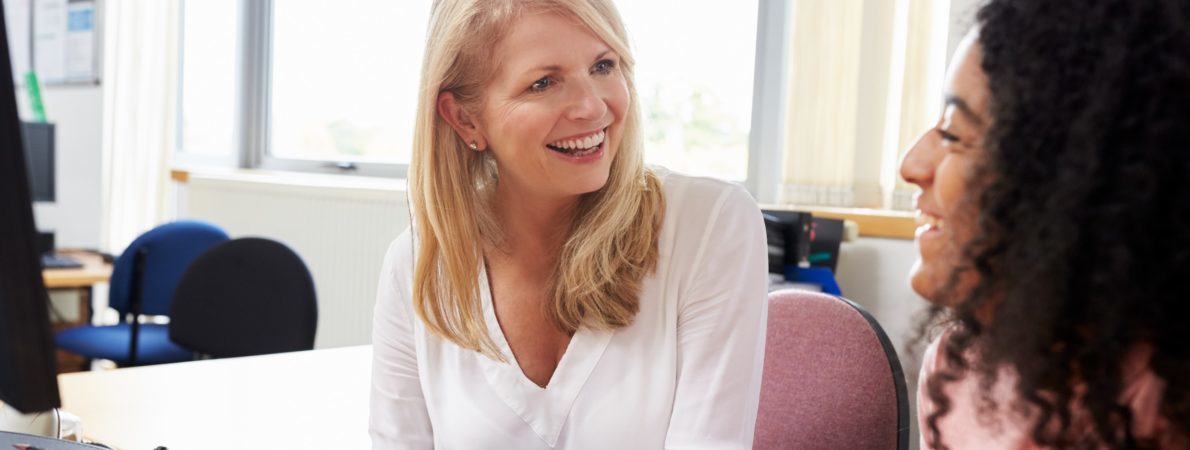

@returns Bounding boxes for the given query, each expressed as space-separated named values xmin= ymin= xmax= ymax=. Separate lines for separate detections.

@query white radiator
xmin=180 ymin=172 xmax=409 ymax=349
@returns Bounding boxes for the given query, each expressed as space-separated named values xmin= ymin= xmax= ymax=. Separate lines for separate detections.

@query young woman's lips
xmin=914 ymin=210 xmax=945 ymax=242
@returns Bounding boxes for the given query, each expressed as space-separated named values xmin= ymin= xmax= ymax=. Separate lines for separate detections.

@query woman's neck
xmin=490 ymin=185 xmax=578 ymax=258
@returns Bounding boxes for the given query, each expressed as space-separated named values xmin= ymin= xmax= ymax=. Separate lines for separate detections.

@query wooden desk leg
xmin=83 ymin=285 xmax=94 ymax=325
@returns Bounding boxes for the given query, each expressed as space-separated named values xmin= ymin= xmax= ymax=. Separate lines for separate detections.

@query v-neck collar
xmin=475 ymin=262 xmax=614 ymax=447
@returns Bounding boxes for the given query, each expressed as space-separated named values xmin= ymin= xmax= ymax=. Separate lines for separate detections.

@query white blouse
xmin=370 ymin=169 xmax=769 ymax=449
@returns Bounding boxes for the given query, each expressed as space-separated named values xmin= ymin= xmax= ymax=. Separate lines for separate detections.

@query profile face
xmin=900 ymin=32 xmax=992 ymax=303
xmin=477 ymin=11 xmax=629 ymax=200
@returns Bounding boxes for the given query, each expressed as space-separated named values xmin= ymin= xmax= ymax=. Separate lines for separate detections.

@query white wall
xmin=6 ymin=0 xmax=106 ymax=250
xmin=25 ymin=85 xmax=105 ymax=249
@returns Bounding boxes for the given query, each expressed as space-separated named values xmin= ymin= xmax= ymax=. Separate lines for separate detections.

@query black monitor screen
xmin=0 ymin=0 xmax=62 ymax=413
xmin=21 ymin=122 xmax=55 ymax=202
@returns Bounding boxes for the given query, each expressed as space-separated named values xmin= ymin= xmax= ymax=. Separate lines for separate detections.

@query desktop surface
xmin=58 ymin=345 xmax=371 ymax=449
xmin=42 ymin=251 xmax=111 ymax=290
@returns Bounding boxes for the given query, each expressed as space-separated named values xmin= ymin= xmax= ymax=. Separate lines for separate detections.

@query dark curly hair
xmin=921 ymin=0 xmax=1190 ymax=448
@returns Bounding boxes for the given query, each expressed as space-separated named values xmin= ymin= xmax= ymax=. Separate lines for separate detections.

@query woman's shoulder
xmin=651 ymin=166 xmax=766 ymax=279
xmin=387 ymin=227 xmax=416 ymax=261
xmin=380 ymin=227 xmax=417 ymax=283
xmin=653 ymin=166 xmax=761 ymax=223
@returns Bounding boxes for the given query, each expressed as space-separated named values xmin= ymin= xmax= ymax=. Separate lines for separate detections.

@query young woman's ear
xmin=437 ymin=92 xmax=486 ymax=151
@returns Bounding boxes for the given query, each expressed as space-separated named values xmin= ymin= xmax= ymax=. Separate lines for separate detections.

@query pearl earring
xmin=469 ymin=141 xmax=479 ymax=151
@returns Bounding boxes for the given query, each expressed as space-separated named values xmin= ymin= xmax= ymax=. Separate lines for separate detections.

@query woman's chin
xmin=908 ymin=260 xmax=944 ymax=305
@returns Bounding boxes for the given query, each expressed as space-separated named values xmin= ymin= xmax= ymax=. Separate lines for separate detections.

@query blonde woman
xmin=369 ymin=0 xmax=768 ymax=448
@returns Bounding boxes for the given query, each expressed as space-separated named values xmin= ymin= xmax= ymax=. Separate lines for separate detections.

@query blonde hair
xmin=409 ymin=0 xmax=664 ymax=358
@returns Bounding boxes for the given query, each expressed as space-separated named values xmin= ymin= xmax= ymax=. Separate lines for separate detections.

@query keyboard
xmin=42 ymin=253 xmax=84 ymax=269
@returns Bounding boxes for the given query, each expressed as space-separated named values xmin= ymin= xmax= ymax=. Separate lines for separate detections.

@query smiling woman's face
xmin=476 ymin=11 xmax=629 ymax=203
xmin=900 ymin=31 xmax=993 ymax=303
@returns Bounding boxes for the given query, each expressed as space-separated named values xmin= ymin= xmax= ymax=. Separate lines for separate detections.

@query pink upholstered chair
xmin=753 ymin=289 xmax=909 ymax=450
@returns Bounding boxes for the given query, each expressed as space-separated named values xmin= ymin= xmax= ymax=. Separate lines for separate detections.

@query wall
xmin=5 ymin=0 xmax=106 ymax=250
xmin=25 ymin=85 xmax=105 ymax=249
xmin=180 ymin=173 xmax=409 ymax=349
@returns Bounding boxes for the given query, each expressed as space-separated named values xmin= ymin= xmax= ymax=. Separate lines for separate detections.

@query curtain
xmin=884 ymin=0 xmax=950 ymax=210
xmin=99 ymin=0 xmax=180 ymax=252
xmin=781 ymin=0 xmax=949 ymax=209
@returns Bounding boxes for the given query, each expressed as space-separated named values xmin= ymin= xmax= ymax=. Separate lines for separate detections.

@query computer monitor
xmin=0 ymin=0 xmax=62 ymax=414
xmin=21 ymin=121 xmax=55 ymax=202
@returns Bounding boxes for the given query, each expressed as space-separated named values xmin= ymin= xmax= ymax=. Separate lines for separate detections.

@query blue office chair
xmin=55 ymin=220 xmax=230 ymax=366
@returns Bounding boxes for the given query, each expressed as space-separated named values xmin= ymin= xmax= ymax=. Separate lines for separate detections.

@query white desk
xmin=58 ymin=345 xmax=372 ymax=450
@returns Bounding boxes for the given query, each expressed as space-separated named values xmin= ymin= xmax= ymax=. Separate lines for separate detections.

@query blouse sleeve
xmin=369 ymin=235 xmax=434 ymax=449
xmin=664 ymin=184 xmax=769 ymax=449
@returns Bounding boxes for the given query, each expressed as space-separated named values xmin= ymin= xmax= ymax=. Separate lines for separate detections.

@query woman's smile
xmin=546 ymin=127 xmax=608 ymax=162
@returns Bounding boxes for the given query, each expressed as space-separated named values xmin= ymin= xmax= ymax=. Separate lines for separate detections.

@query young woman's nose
xmin=900 ymin=130 xmax=940 ymax=187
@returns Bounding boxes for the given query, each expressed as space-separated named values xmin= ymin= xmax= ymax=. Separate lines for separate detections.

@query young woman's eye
xmin=529 ymin=77 xmax=555 ymax=92
xmin=936 ymin=128 xmax=959 ymax=144
xmin=592 ymin=59 xmax=617 ymax=75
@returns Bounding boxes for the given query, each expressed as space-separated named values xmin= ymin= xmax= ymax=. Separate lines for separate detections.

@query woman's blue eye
xmin=593 ymin=59 xmax=616 ymax=74
xmin=530 ymin=77 xmax=554 ymax=92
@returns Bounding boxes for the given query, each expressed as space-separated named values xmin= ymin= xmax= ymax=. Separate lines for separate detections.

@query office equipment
xmin=0 ymin=4 xmax=105 ymax=446
xmin=762 ymin=209 xmax=811 ymax=273
xmin=0 ymin=0 xmax=61 ymax=415
xmin=36 ymin=232 xmax=83 ymax=269
xmin=809 ymin=217 xmax=845 ymax=272
xmin=0 ymin=431 xmax=101 ymax=450
xmin=55 ymin=221 xmax=230 ymax=367
xmin=170 ymin=237 xmax=318 ymax=358
xmin=42 ymin=253 xmax=83 ymax=269
xmin=58 ymin=345 xmax=371 ymax=449
xmin=754 ymin=290 xmax=909 ymax=450
xmin=762 ymin=209 xmax=844 ymax=295
xmin=21 ymin=121 xmax=55 ymax=202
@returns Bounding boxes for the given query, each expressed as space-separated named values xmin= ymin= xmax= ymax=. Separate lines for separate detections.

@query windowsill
xmin=171 ymin=169 xmax=916 ymax=240
xmin=170 ymin=167 xmax=406 ymax=192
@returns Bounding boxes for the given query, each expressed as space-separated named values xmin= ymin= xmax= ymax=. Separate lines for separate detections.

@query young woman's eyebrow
xmin=944 ymin=94 xmax=985 ymax=126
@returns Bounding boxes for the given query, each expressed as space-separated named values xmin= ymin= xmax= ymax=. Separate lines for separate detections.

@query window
xmin=179 ymin=0 xmax=237 ymax=160
xmin=269 ymin=1 xmax=430 ymax=166
xmin=178 ymin=0 xmax=428 ymax=176
xmin=615 ymin=0 xmax=759 ymax=181
xmin=177 ymin=0 xmax=954 ymax=212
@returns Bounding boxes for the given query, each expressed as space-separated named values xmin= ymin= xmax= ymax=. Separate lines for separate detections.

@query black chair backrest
xmin=169 ymin=237 xmax=317 ymax=358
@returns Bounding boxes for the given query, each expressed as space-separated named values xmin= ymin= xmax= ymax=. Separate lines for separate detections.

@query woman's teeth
xmin=915 ymin=211 xmax=946 ymax=230
xmin=548 ymin=130 xmax=605 ymax=153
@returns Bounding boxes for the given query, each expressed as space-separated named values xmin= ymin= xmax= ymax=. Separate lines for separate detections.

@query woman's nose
xmin=565 ymin=79 xmax=608 ymax=122
xmin=900 ymin=130 xmax=939 ymax=187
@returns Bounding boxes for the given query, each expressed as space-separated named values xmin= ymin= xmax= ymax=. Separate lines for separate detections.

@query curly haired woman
xmin=901 ymin=0 xmax=1190 ymax=448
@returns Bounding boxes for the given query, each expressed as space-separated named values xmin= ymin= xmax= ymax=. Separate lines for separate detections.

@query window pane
xmin=616 ymin=0 xmax=758 ymax=181
xmin=180 ymin=0 xmax=237 ymax=157
xmin=270 ymin=1 xmax=430 ymax=164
